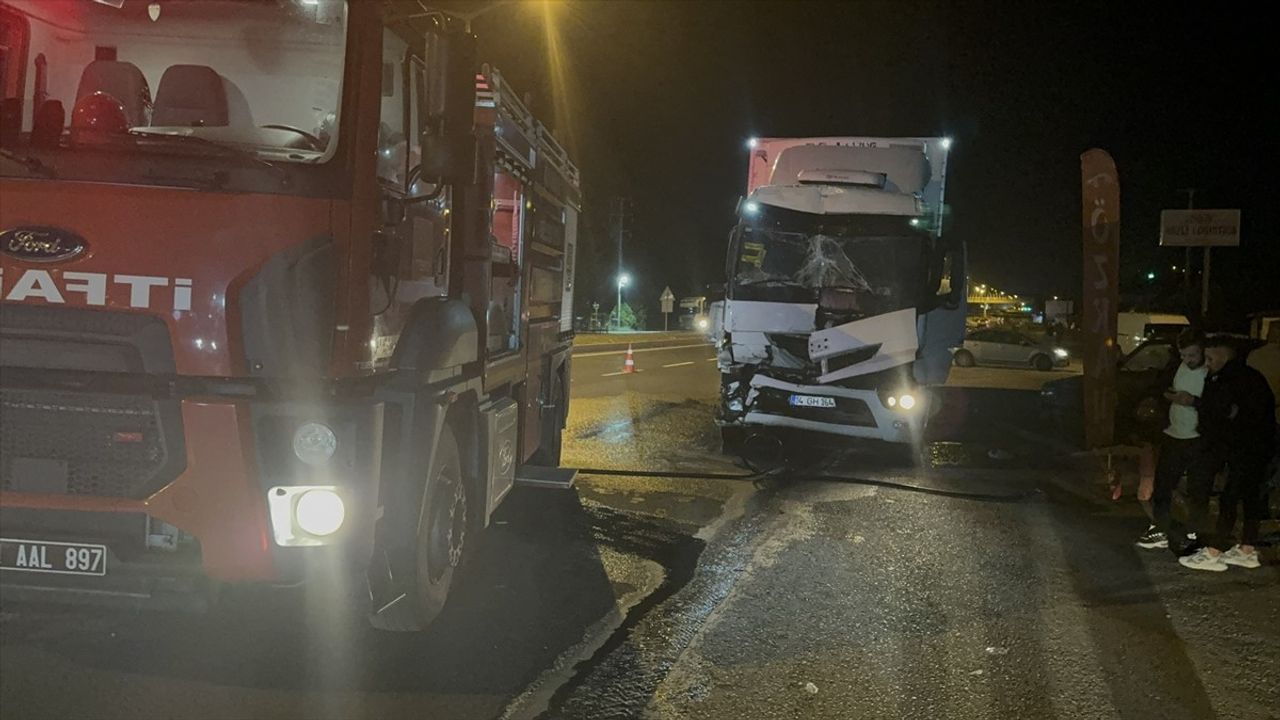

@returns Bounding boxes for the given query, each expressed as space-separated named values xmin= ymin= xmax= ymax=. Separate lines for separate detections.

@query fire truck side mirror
xmin=382 ymin=195 xmax=406 ymax=227
xmin=418 ymin=29 xmax=477 ymax=185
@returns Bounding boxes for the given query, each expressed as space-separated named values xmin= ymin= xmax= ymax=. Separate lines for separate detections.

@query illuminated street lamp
xmin=422 ymin=0 xmax=563 ymax=33
xmin=615 ymin=273 xmax=631 ymax=331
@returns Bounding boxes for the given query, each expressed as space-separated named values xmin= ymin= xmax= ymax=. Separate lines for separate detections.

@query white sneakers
xmin=1178 ymin=545 xmax=1262 ymax=572
xmin=1178 ymin=548 xmax=1228 ymax=572
xmin=1219 ymin=545 xmax=1262 ymax=569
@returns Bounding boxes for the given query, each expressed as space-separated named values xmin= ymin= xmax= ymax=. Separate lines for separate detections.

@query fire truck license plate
xmin=0 ymin=539 xmax=107 ymax=576
xmin=789 ymin=394 xmax=836 ymax=408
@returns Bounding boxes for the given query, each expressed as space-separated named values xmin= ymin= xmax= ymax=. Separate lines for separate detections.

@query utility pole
xmin=609 ymin=197 xmax=632 ymax=330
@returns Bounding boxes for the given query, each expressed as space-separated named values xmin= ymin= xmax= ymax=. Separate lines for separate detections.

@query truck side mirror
xmin=417 ymin=28 xmax=476 ymax=185
xmin=382 ymin=195 xmax=405 ymax=227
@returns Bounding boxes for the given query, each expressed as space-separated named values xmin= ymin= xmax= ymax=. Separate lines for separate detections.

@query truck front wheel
xmin=371 ymin=423 xmax=469 ymax=632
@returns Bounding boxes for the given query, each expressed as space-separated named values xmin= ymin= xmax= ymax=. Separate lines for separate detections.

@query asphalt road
xmin=1 ymin=342 xmax=1276 ymax=720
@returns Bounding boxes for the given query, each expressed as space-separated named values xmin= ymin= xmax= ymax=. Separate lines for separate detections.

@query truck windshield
xmin=0 ymin=0 xmax=347 ymax=179
xmin=730 ymin=210 xmax=934 ymax=313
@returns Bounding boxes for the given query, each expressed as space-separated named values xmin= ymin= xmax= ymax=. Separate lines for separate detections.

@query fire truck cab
xmin=0 ymin=0 xmax=578 ymax=631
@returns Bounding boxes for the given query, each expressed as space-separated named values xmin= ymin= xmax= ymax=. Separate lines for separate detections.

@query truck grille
xmin=0 ymin=389 xmax=184 ymax=499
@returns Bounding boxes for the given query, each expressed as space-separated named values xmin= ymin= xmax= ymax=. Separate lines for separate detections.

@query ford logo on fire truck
xmin=0 ymin=226 xmax=87 ymax=263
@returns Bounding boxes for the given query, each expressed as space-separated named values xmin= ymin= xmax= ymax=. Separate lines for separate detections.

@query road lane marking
xmin=705 ymin=357 xmax=717 ymax=361
xmin=600 ymin=370 xmax=644 ymax=377
xmin=662 ymin=361 xmax=695 ymax=368
xmin=574 ymin=343 xmax=712 ymax=358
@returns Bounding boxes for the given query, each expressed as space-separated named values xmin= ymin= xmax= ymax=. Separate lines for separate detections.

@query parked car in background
xmin=1116 ymin=312 xmax=1189 ymax=355
xmin=1039 ymin=334 xmax=1270 ymax=446
xmin=1039 ymin=337 xmax=1178 ymax=444
xmin=952 ymin=328 xmax=1070 ymax=371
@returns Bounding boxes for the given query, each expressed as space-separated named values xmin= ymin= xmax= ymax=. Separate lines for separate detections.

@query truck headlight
xmin=295 ymin=489 xmax=345 ymax=536
xmin=879 ymin=389 xmax=919 ymax=411
xmin=1053 ymin=348 xmax=1069 ymax=358
xmin=267 ymin=485 xmax=347 ymax=546
xmin=697 ymin=317 xmax=710 ymax=330
xmin=293 ymin=422 xmax=337 ymax=466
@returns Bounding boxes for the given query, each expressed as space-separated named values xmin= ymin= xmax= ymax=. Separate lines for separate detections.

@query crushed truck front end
xmin=715 ymin=137 xmax=965 ymax=446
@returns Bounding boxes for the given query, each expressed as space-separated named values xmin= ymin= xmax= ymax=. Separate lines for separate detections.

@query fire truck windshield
xmin=0 ymin=0 xmax=347 ymax=178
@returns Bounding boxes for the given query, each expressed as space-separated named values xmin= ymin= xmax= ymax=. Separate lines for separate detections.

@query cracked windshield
xmin=0 ymin=1 xmax=1276 ymax=719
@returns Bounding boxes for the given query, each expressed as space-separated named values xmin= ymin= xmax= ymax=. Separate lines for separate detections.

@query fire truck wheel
xmin=417 ymin=423 xmax=468 ymax=619
xmin=372 ymin=423 xmax=468 ymax=632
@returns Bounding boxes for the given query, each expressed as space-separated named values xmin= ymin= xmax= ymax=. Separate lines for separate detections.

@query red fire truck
xmin=0 ymin=0 xmax=578 ymax=631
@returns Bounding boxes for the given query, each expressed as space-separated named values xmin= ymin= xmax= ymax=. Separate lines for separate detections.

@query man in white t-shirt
xmin=1137 ymin=329 xmax=1214 ymax=553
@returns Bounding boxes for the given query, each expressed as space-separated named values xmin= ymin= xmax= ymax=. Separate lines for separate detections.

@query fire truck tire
xmin=370 ymin=423 xmax=468 ymax=632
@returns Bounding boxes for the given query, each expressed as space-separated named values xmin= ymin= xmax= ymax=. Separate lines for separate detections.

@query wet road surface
xmin=2 ymin=339 xmax=1277 ymax=719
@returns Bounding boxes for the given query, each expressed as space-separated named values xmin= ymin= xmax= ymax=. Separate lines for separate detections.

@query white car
xmin=952 ymin=328 xmax=1069 ymax=371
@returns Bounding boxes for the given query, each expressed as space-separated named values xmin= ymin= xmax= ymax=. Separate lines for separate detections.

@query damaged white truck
xmin=712 ymin=136 xmax=966 ymax=449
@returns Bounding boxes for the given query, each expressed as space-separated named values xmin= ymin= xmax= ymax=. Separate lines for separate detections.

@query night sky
xmin=467 ymin=1 xmax=1277 ymax=328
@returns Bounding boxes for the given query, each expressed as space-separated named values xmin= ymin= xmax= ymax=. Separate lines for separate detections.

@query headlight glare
xmin=294 ymin=489 xmax=345 ymax=536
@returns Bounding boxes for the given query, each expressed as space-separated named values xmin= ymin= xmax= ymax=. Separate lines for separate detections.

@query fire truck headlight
xmin=898 ymin=393 xmax=917 ymax=410
xmin=293 ymin=422 xmax=337 ymax=466
xmin=294 ymin=489 xmax=345 ymax=537
xmin=267 ymin=485 xmax=347 ymax=546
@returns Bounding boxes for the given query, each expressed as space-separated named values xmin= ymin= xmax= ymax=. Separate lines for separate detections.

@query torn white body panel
xmin=810 ymin=308 xmax=918 ymax=383
xmin=718 ymin=300 xmax=816 ymax=367
xmin=716 ymin=301 xmax=920 ymax=382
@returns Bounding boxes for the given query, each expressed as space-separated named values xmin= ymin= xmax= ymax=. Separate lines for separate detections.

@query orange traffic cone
xmin=622 ymin=344 xmax=636 ymax=374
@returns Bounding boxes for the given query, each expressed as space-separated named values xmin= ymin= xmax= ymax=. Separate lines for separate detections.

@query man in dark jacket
xmin=1176 ymin=336 xmax=1277 ymax=571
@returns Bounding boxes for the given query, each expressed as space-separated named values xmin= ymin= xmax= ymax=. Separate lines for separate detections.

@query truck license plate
xmin=0 ymin=538 xmax=107 ymax=577
xmin=788 ymin=394 xmax=836 ymax=408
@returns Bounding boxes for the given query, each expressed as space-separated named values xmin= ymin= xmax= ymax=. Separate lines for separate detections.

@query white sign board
xmin=660 ymin=286 xmax=675 ymax=314
xmin=1159 ymin=209 xmax=1241 ymax=247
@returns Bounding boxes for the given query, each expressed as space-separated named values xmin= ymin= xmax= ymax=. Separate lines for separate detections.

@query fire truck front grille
xmin=0 ymin=389 xmax=185 ymax=499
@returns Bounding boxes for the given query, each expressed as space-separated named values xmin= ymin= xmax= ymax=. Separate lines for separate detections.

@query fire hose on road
xmin=572 ymin=433 xmax=1043 ymax=503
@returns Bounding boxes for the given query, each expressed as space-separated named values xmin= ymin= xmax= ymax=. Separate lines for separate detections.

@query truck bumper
xmin=733 ymin=374 xmax=923 ymax=444
xmin=1 ymin=395 xmax=383 ymax=608
xmin=0 ymin=536 xmax=212 ymax=613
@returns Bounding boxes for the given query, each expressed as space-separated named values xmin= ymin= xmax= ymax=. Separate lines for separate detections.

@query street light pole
xmin=616 ymin=273 xmax=630 ymax=332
